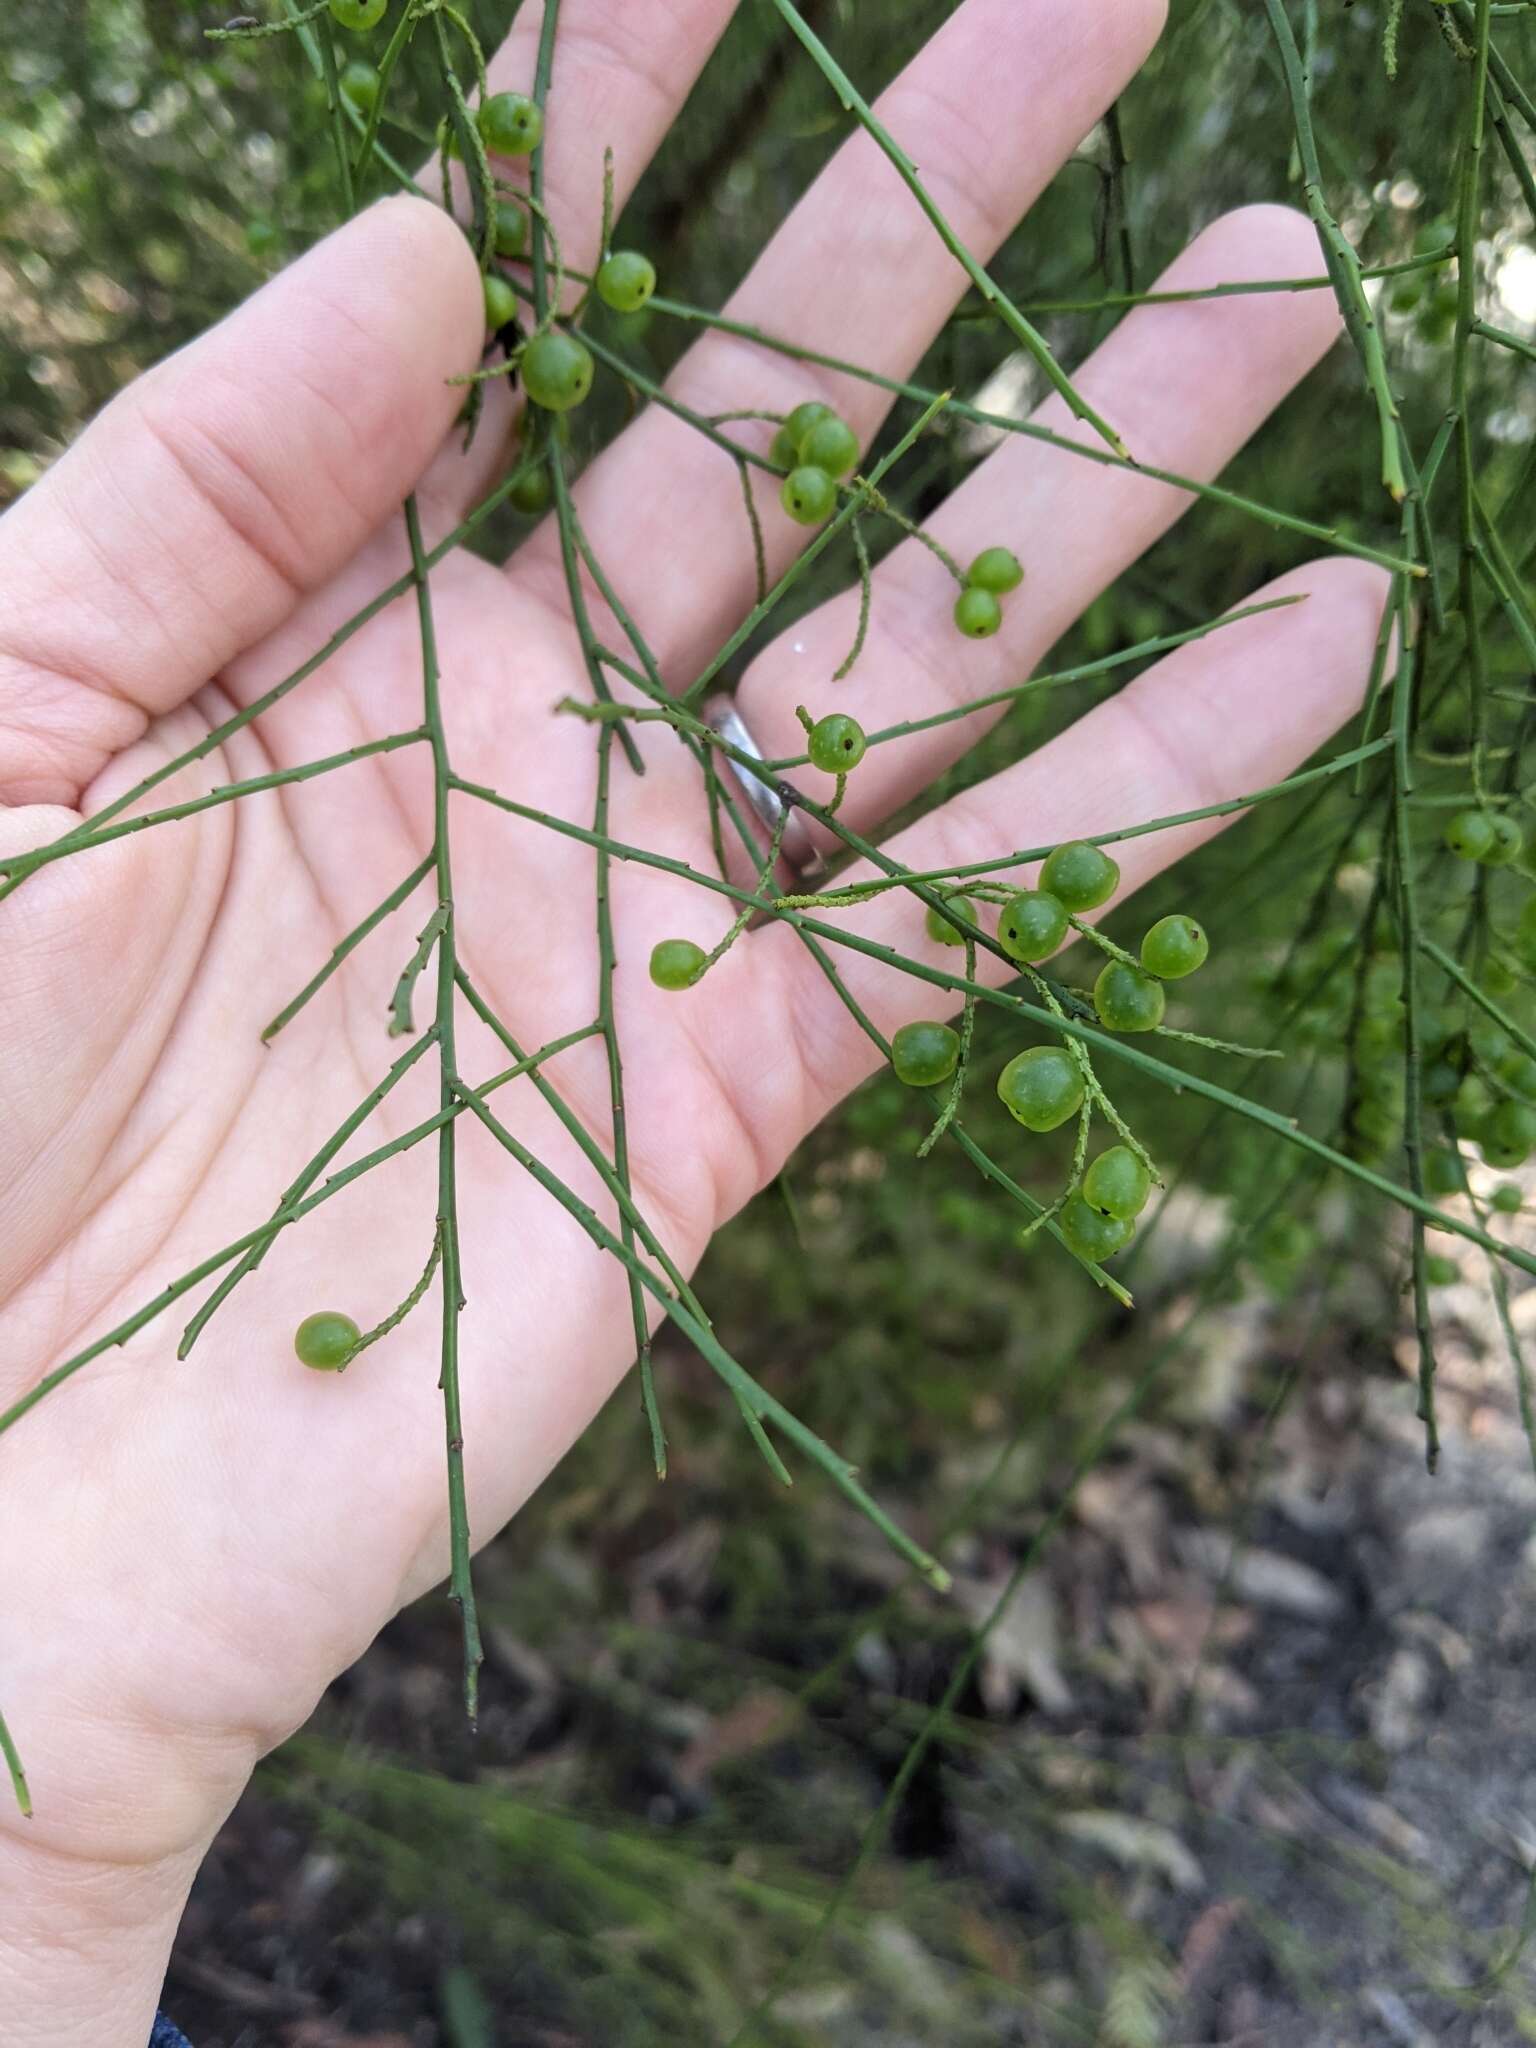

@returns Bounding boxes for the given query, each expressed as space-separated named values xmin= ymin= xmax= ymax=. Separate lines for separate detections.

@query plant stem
xmin=405 ymin=494 xmax=481 ymax=1720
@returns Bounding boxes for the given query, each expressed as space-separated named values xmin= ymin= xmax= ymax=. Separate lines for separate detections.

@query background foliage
xmin=5 ymin=0 xmax=1536 ymax=2041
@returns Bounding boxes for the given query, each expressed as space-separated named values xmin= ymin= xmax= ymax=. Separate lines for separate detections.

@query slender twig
xmin=766 ymin=0 xmax=1128 ymax=456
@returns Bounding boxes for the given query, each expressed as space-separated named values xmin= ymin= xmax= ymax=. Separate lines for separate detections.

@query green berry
xmin=1081 ymin=1145 xmax=1152 ymax=1222
xmin=997 ymin=1046 xmax=1085 ymax=1132
xmin=340 ymin=60 xmax=380 ymax=111
xmin=965 ymin=546 xmax=1023 ymax=594
xmin=797 ymin=412 xmax=859 ymax=478
xmin=891 ymin=1020 xmax=960 ymax=1088
xmin=954 ymin=586 xmax=1002 ymax=639
xmin=1455 ymin=1074 xmax=1494 ymax=1130
xmin=478 ymin=90 xmax=543 ymax=157
xmin=295 ymin=1310 xmax=361 ymax=1371
xmin=1140 ymin=914 xmax=1208 ymax=980
xmin=807 ymin=712 xmax=866 ymax=774
xmin=520 ymin=331 xmax=594 ymax=411
xmin=1481 ymin=1099 xmax=1536 ymax=1168
xmin=1493 ymin=1182 xmax=1524 ymax=1214
xmin=1485 ymin=813 xmax=1524 ymax=866
xmin=595 ymin=250 xmax=656 ymax=314
xmin=997 ymin=889 xmax=1068 ymax=964
xmin=783 ymin=400 xmax=832 ymax=444
xmin=493 ymin=201 xmax=528 ymax=260
xmin=1423 ymin=1058 xmax=1463 ymax=1106
xmin=329 ymin=0 xmax=387 ymax=29
xmin=769 ymin=424 xmax=800 ymax=469
xmin=1040 ymin=840 xmax=1120 ymax=913
xmin=1060 ymin=1194 xmax=1134 ymax=1265
xmin=1094 ymin=961 xmax=1166 ymax=1034
xmin=925 ymin=895 xmax=976 ymax=947
xmin=781 ymin=465 xmax=838 ymax=524
xmin=483 ymin=272 xmax=518 ymax=332
xmin=649 ymin=939 xmax=706 ymax=991
xmin=1445 ymin=809 xmax=1496 ymax=862
xmin=1424 ymin=1254 xmax=1459 ymax=1287
xmin=509 ymin=459 xmax=550 ymax=515
xmin=1424 ymin=1146 xmax=1467 ymax=1195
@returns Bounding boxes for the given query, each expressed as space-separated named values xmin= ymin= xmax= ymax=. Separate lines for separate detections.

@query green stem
xmin=451 ymin=1077 xmax=950 ymax=1590
xmin=263 ymin=853 xmax=434 ymax=1044
xmin=405 ymin=495 xmax=481 ymax=1721
xmin=766 ymin=0 xmax=1128 ymax=456
xmin=593 ymin=299 xmax=1421 ymax=579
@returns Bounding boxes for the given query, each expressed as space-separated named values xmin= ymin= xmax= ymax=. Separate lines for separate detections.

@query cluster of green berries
xmin=1421 ymin=999 xmax=1536 ymax=1171
xmin=1444 ymin=807 xmax=1524 ymax=867
xmin=953 ymin=547 xmax=1024 ymax=641
xmin=927 ymin=843 xmax=1208 ymax=1037
xmin=774 ymin=402 xmax=861 ymax=526
xmin=294 ymin=1310 xmax=361 ymax=1371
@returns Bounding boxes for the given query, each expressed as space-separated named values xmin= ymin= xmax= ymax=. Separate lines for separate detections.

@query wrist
xmin=0 ymin=1826 xmax=203 ymax=2048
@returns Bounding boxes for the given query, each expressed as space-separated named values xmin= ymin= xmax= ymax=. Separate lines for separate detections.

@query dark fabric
xmin=150 ymin=2017 xmax=193 ymax=2048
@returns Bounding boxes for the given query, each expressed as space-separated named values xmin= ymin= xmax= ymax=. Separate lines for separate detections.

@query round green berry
xmin=1060 ymin=1194 xmax=1135 ymax=1265
xmin=595 ymin=250 xmax=656 ymax=314
xmin=650 ymin=939 xmax=706 ymax=991
xmin=493 ymin=201 xmax=528 ymax=260
xmin=954 ymin=586 xmax=1003 ymax=639
xmin=1094 ymin=961 xmax=1166 ymax=1034
xmin=1485 ymin=813 xmax=1524 ymax=866
xmin=329 ymin=0 xmax=387 ymax=29
xmin=1423 ymin=1058 xmax=1463 ymax=1106
xmin=783 ymin=400 xmax=831 ymax=444
xmin=1445 ymin=809 xmax=1496 ymax=862
xmin=1492 ymin=1182 xmax=1524 ymax=1214
xmin=478 ymin=90 xmax=542 ymax=157
xmin=483 ymin=272 xmax=518 ymax=332
xmin=1455 ymin=1074 xmax=1494 ymax=1130
xmin=1424 ymin=1253 xmax=1459 ymax=1287
xmin=781 ymin=465 xmax=838 ymax=525
xmin=295 ymin=1310 xmax=361 ymax=1371
xmin=891 ymin=1020 xmax=960 ymax=1088
xmin=340 ymin=59 xmax=380 ymax=111
xmin=797 ymin=412 xmax=859 ymax=478
xmin=1481 ymin=1099 xmax=1536 ymax=1168
xmin=807 ymin=712 xmax=866 ymax=775
xmin=997 ymin=889 xmax=1068 ymax=964
xmin=965 ymin=546 xmax=1023 ymax=594
xmin=520 ymin=330 xmax=594 ymax=411
xmin=1139 ymin=914 xmax=1208 ymax=980
xmin=1081 ymin=1145 xmax=1152 ymax=1222
xmin=925 ymin=895 xmax=976 ymax=947
xmin=1040 ymin=840 xmax=1120 ymax=913
xmin=1424 ymin=1146 xmax=1467 ymax=1195
xmin=997 ymin=1045 xmax=1085 ymax=1132
xmin=509 ymin=459 xmax=551 ymax=515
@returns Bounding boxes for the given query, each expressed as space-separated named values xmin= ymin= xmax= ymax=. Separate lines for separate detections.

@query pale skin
xmin=0 ymin=1 xmax=1390 ymax=2039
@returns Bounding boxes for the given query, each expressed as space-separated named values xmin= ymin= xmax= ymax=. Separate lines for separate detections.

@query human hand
xmin=0 ymin=1 xmax=1386 ymax=2039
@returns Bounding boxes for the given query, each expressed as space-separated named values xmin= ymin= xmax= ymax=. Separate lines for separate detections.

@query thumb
xmin=0 ymin=194 xmax=482 ymax=808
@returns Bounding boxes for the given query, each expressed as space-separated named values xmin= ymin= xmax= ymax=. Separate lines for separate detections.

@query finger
xmin=512 ymin=0 xmax=1167 ymax=667
xmin=735 ymin=204 xmax=1345 ymax=839
xmin=727 ymin=559 xmax=1388 ymax=1167
xmin=419 ymin=0 xmax=739 ymax=523
xmin=0 ymin=195 xmax=481 ymax=811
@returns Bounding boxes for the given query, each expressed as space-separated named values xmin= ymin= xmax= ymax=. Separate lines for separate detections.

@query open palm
xmin=0 ymin=3 xmax=1387 ymax=2038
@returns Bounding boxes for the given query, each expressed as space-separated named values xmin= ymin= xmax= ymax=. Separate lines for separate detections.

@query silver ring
xmin=703 ymin=698 xmax=823 ymax=879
